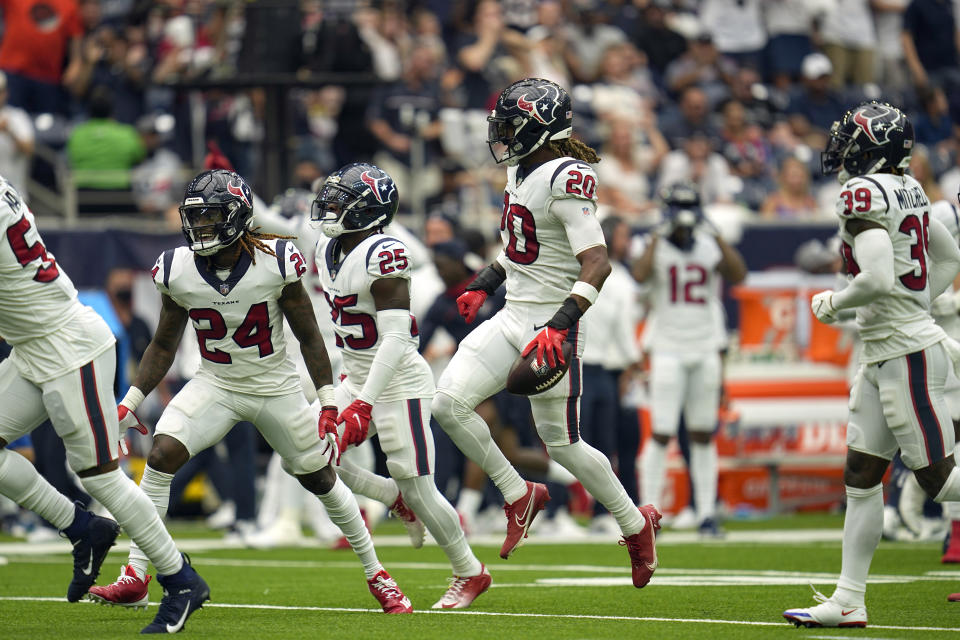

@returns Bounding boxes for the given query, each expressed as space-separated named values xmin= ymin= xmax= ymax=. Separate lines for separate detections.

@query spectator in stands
xmin=596 ymin=113 xmax=665 ymax=224
xmin=355 ymin=3 xmax=409 ymax=82
xmin=914 ymin=86 xmax=955 ymax=151
xmin=663 ymin=27 xmax=735 ymax=107
xmin=760 ymin=155 xmax=820 ymax=220
xmin=0 ymin=0 xmax=85 ymax=115
xmin=872 ymin=0 xmax=910 ymax=90
xmin=560 ymin=0 xmax=627 ymax=83
xmin=525 ymin=25 xmax=572 ymax=89
xmin=367 ymin=42 xmax=445 ymax=212
xmin=786 ymin=53 xmax=847 ymax=139
xmin=659 ymin=85 xmax=720 ymax=150
xmin=910 ymin=146 xmax=944 ymax=203
xmin=763 ymin=0 xmax=816 ymax=89
xmin=700 ymin=0 xmax=766 ymax=73
xmin=901 ymin=0 xmax=960 ymax=99
xmin=67 ymin=85 xmax=145 ymax=210
xmin=718 ymin=99 xmax=775 ymax=210
xmin=0 ymin=72 xmax=35 ymax=201
xmin=728 ymin=67 xmax=778 ymax=129
xmin=69 ymin=24 xmax=148 ymax=124
xmin=591 ymin=42 xmax=658 ymax=114
xmin=630 ymin=0 xmax=687 ymax=80
xmin=820 ymin=0 xmax=877 ymax=88
xmin=453 ymin=0 xmax=527 ymax=108
xmin=130 ymin=112 xmax=183 ymax=216
xmin=658 ymin=131 xmax=736 ymax=205
xmin=580 ymin=215 xmax=642 ymax=533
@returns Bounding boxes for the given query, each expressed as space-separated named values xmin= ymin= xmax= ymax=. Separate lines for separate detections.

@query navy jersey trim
xmin=193 ymin=249 xmax=253 ymax=297
xmin=161 ymin=250 xmax=174 ymax=289
xmin=859 ymin=176 xmax=890 ymax=214
xmin=275 ymin=239 xmax=288 ymax=279
xmin=80 ymin=362 xmax=111 ymax=466
xmin=549 ymin=159 xmax=582 ymax=191
xmin=906 ymin=350 xmax=945 ymax=462
xmin=324 ymin=238 xmax=340 ymax=279
xmin=407 ymin=398 xmax=430 ymax=476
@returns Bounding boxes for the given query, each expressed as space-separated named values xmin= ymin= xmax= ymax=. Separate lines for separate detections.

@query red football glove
xmin=318 ymin=405 xmax=339 ymax=465
xmin=336 ymin=399 xmax=373 ymax=463
xmin=118 ymin=404 xmax=148 ymax=435
xmin=203 ymin=140 xmax=234 ymax=171
xmin=521 ymin=327 xmax=569 ymax=368
xmin=456 ymin=290 xmax=487 ymax=324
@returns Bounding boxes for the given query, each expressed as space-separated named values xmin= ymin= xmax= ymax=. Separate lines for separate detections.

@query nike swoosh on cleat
xmin=841 ymin=609 xmax=858 ymax=616
xmin=81 ymin=550 xmax=94 ymax=576
xmin=166 ymin=603 xmax=191 ymax=633
xmin=514 ymin=497 xmax=536 ymax=529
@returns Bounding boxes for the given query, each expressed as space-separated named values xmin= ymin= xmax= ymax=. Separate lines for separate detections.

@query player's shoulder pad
xmin=151 ymin=247 xmax=182 ymax=294
xmin=0 ymin=179 xmax=25 ymax=224
xmin=549 ymin=157 xmax=598 ymax=201
xmin=364 ymin=234 xmax=411 ymax=279
xmin=269 ymin=237 xmax=307 ymax=283
xmin=836 ymin=175 xmax=892 ymax=226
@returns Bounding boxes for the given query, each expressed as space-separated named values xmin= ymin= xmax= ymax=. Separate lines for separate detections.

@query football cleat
xmin=620 ymin=504 xmax=662 ymax=588
xmin=500 ymin=481 xmax=550 ymax=559
xmin=698 ymin=517 xmax=725 ymax=538
xmin=87 ymin=565 xmax=152 ymax=609
xmin=942 ymin=521 xmax=960 ymax=563
xmin=782 ymin=588 xmax=867 ymax=628
xmin=367 ymin=570 xmax=413 ymax=614
xmin=949 ymin=592 xmax=960 ymax=602
xmin=431 ymin=565 xmax=491 ymax=609
xmin=62 ymin=503 xmax=121 ymax=603
xmin=141 ymin=555 xmax=210 ymax=634
xmin=389 ymin=493 xmax=425 ymax=550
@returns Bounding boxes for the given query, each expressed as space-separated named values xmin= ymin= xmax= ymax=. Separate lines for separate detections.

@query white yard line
xmin=0 ymin=596 xmax=956 ymax=633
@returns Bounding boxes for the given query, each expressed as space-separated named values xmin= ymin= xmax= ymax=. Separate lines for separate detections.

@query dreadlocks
xmin=548 ymin=137 xmax=601 ymax=164
xmin=238 ymin=227 xmax=296 ymax=264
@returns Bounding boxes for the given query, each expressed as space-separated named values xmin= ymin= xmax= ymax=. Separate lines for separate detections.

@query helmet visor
xmin=180 ymin=204 xmax=226 ymax=251
xmin=487 ymin=114 xmax=516 ymax=164
xmin=821 ymin=121 xmax=849 ymax=175
xmin=310 ymin=182 xmax=363 ymax=225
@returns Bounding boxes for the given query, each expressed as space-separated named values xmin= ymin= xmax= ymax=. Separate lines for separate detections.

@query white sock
xmin=0 ymin=448 xmax=75 ymax=529
xmin=336 ymin=452 xmax=400 ymax=506
xmin=397 ymin=475 xmax=482 ymax=577
xmin=80 ymin=469 xmax=183 ymax=577
xmin=833 ymin=484 xmax=883 ymax=607
xmin=124 ymin=465 xmax=174 ymax=579
xmin=456 ymin=488 xmax=483 ymax=522
xmin=944 ymin=500 xmax=960 ymax=521
xmin=547 ymin=458 xmax=577 ymax=485
xmin=640 ymin=439 xmax=667 ymax=512
xmin=690 ymin=441 xmax=718 ymax=522
xmin=935 ymin=467 xmax=960 ymax=502
xmin=434 ymin=391 xmax=528 ymax=504
xmin=547 ymin=441 xmax=644 ymax=535
xmin=316 ymin=476 xmax=382 ymax=579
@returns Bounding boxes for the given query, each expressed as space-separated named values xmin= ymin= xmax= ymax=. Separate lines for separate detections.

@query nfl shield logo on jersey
xmin=219 ymin=283 xmax=231 ymax=295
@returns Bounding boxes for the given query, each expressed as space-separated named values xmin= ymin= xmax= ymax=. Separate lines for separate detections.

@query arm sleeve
xmin=830 ymin=228 xmax=895 ymax=310
xmin=356 ymin=309 xmax=412 ymax=404
xmin=928 ymin=215 xmax=960 ymax=300
xmin=550 ymin=196 xmax=606 ymax=256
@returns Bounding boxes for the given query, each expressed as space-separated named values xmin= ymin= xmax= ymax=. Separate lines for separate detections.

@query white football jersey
xmin=930 ymin=199 xmax=960 ymax=339
xmin=640 ymin=230 xmax=727 ymax=353
xmin=151 ymin=239 xmax=305 ymax=395
xmin=836 ymin=172 xmax=945 ymax=363
xmin=315 ymin=233 xmax=434 ymax=402
xmin=497 ymin=156 xmax=605 ymax=306
xmin=0 ymin=177 xmax=114 ymax=382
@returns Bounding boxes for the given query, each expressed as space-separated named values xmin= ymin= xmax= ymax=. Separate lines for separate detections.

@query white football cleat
xmin=783 ymin=588 xmax=867 ymax=628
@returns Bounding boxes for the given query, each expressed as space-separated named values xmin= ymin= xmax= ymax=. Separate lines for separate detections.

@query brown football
xmin=505 ymin=342 xmax=574 ymax=396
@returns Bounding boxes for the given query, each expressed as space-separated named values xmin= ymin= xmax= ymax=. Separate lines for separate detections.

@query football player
xmin=88 ymin=169 xmax=413 ymax=615
xmin=632 ymin=182 xmax=747 ymax=536
xmin=313 ymin=162 xmax=491 ymax=609
xmin=433 ymin=77 xmax=661 ymax=587
xmin=784 ymin=102 xmax=960 ymax=627
xmin=0 ymin=175 xmax=207 ymax=633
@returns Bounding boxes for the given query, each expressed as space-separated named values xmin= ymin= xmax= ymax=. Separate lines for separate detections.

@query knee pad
xmin=433 ymin=390 xmax=468 ymax=424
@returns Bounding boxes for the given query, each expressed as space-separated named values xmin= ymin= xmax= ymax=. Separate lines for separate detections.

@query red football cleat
xmin=389 ymin=493 xmax=425 ymax=549
xmin=367 ymin=570 xmax=412 ymax=614
xmin=942 ymin=521 xmax=960 ymax=563
xmin=620 ymin=504 xmax=662 ymax=588
xmin=949 ymin=593 xmax=960 ymax=602
xmin=500 ymin=481 xmax=550 ymax=559
xmin=86 ymin=565 xmax=152 ymax=609
xmin=431 ymin=565 xmax=491 ymax=609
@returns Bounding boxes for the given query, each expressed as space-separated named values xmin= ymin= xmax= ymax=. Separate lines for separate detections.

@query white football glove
xmin=811 ymin=290 xmax=838 ymax=324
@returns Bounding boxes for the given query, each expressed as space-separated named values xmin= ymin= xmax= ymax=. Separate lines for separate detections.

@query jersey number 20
xmin=501 ymin=196 xmax=539 ymax=265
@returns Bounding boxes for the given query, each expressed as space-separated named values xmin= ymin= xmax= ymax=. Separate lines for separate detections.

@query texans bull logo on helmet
xmin=516 ymin=84 xmax=562 ymax=126
xmin=227 ymin=180 xmax=251 ymax=208
xmin=360 ymin=170 xmax=396 ymax=205
xmin=852 ymin=105 xmax=901 ymax=146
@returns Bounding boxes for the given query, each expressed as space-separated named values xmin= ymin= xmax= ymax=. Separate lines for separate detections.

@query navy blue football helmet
xmin=311 ymin=163 xmax=398 ymax=238
xmin=822 ymin=101 xmax=914 ymax=183
xmin=487 ymin=77 xmax=573 ymax=165
xmin=659 ymin=181 xmax=702 ymax=250
xmin=179 ymin=169 xmax=254 ymax=255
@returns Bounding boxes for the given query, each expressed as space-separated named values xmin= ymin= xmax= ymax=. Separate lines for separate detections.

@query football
xmin=505 ymin=342 xmax=574 ymax=396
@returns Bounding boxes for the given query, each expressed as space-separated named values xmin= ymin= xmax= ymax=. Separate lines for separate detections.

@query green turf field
xmin=1 ymin=514 xmax=958 ymax=639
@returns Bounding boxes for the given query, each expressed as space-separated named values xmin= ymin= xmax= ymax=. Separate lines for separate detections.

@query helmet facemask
xmin=180 ymin=200 xmax=246 ymax=256
xmin=310 ymin=180 xmax=388 ymax=239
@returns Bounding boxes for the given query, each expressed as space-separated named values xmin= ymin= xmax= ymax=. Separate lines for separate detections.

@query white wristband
xmin=120 ymin=386 xmax=145 ymax=412
xmin=317 ymin=384 xmax=335 ymax=408
xmin=571 ymin=280 xmax=599 ymax=306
